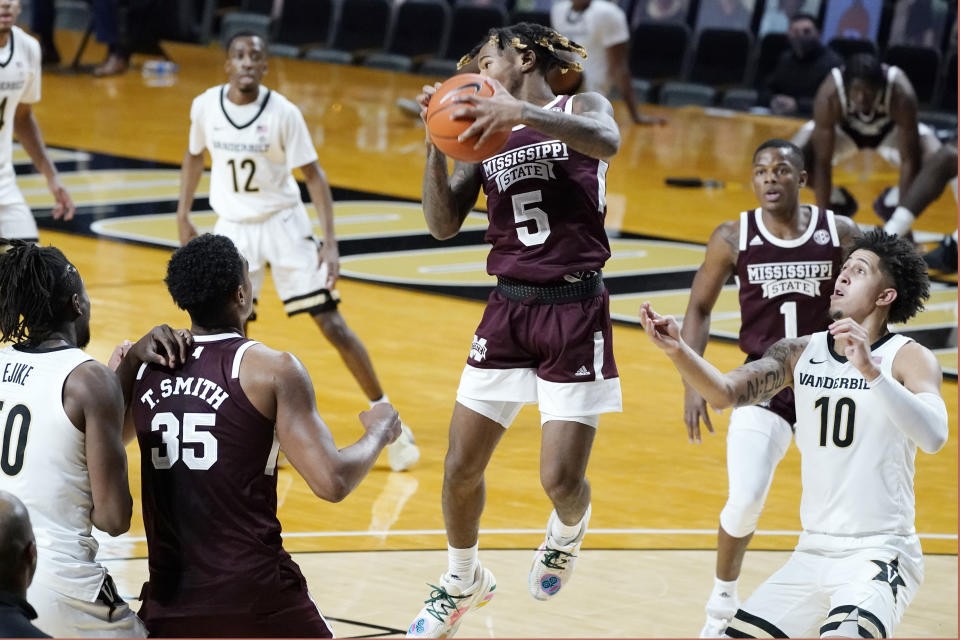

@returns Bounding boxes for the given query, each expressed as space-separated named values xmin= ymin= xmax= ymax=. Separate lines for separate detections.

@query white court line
xmin=107 ymin=528 xmax=958 ymax=543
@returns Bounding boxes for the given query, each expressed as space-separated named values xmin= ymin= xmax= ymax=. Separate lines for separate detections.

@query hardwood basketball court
xmin=16 ymin=33 xmax=958 ymax=637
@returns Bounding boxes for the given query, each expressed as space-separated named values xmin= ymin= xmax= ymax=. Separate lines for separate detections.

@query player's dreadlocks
xmin=457 ymin=23 xmax=586 ymax=77
xmin=0 ymin=240 xmax=83 ymax=344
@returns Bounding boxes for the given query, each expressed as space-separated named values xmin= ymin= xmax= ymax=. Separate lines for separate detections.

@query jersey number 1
xmin=0 ymin=400 xmax=30 ymax=476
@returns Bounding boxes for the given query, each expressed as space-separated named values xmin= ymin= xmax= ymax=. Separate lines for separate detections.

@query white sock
xmin=884 ymin=186 xmax=900 ymax=207
xmin=706 ymin=577 xmax=740 ymax=619
xmin=369 ymin=394 xmax=390 ymax=409
xmin=883 ymin=207 xmax=916 ymax=236
xmin=550 ymin=510 xmax=586 ymax=545
xmin=445 ymin=543 xmax=479 ymax=588
xmin=952 ymin=230 xmax=958 ymax=243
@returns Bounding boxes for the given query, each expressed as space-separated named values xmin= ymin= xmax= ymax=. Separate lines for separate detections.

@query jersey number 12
xmin=227 ymin=158 xmax=259 ymax=192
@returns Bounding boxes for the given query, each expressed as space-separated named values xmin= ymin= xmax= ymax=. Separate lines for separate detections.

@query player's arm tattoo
xmin=729 ymin=337 xmax=809 ymax=407
xmin=522 ymin=92 xmax=620 ymax=159
xmin=422 ymin=150 xmax=481 ymax=239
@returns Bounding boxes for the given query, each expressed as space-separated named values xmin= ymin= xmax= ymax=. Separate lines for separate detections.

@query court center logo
xmin=746 ymin=261 xmax=834 ymax=298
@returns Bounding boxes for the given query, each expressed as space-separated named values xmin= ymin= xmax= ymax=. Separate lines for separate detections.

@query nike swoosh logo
xmin=809 ymin=358 xmax=826 ymax=364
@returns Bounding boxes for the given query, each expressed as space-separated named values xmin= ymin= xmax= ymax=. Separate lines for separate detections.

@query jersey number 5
xmin=513 ymin=191 xmax=550 ymax=246
xmin=0 ymin=401 xmax=30 ymax=476
xmin=151 ymin=412 xmax=219 ymax=470
xmin=227 ymin=158 xmax=259 ymax=192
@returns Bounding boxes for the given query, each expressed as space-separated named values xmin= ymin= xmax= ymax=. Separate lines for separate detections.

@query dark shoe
xmin=872 ymin=186 xmax=896 ymax=222
xmin=93 ymin=53 xmax=129 ymax=77
xmin=924 ymin=235 xmax=958 ymax=273
xmin=831 ymin=186 xmax=859 ymax=217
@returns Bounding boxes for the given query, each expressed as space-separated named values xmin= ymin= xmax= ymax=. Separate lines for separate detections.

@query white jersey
xmin=0 ymin=26 xmax=40 ymax=204
xmin=0 ymin=344 xmax=106 ymax=601
xmin=550 ymin=0 xmax=630 ymax=95
xmin=188 ymin=84 xmax=318 ymax=222
xmin=831 ymin=65 xmax=901 ymax=149
xmin=793 ymin=331 xmax=917 ymax=537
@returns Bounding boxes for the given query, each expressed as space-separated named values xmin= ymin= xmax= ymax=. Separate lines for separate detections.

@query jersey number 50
xmin=151 ymin=412 xmax=219 ymax=470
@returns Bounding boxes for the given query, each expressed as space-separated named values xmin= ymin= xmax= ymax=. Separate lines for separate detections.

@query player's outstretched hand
xmin=639 ymin=302 xmax=682 ymax=352
xmin=107 ymin=340 xmax=134 ymax=371
xmin=828 ymin=317 xmax=879 ymax=380
xmin=317 ymin=242 xmax=340 ymax=289
xmin=131 ymin=325 xmax=193 ymax=369
xmin=452 ymin=76 xmax=523 ymax=151
xmin=49 ymin=178 xmax=75 ymax=221
xmin=359 ymin=402 xmax=402 ymax=446
xmin=683 ymin=385 xmax=714 ymax=444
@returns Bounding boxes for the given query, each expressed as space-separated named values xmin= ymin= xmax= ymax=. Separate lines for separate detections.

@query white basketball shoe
xmin=528 ymin=504 xmax=590 ymax=600
xmin=406 ymin=565 xmax=497 ymax=638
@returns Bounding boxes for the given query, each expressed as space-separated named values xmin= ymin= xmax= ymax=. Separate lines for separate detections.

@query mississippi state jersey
xmin=736 ymin=206 xmax=842 ymax=358
xmin=189 ymin=85 xmax=318 ymax=222
xmin=0 ymin=344 xmax=107 ymax=602
xmin=832 ymin=65 xmax=901 ymax=149
xmin=793 ymin=331 xmax=917 ymax=536
xmin=478 ymin=94 xmax=611 ymax=284
xmin=132 ymin=333 xmax=306 ymax=615
xmin=0 ymin=26 xmax=40 ymax=204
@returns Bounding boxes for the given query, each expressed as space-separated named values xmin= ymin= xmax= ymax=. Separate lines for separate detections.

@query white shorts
xmin=456 ymin=365 xmax=621 ymax=428
xmin=0 ymin=201 xmax=37 ymax=240
xmin=794 ymin=121 xmax=939 ymax=167
xmin=726 ymin=533 xmax=923 ymax=638
xmin=29 ymin=574 xmax=147 ymax=638
xmin=214 ymin=204 xmax=340 ymax=316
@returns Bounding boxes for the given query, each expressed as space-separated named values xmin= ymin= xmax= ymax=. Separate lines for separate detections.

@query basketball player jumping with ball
xmin=406 ymin=23 xmax=623 ymax=638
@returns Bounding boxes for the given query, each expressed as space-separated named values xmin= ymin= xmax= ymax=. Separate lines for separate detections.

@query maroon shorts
xmin=468 ymin=288 xmax=618 ymax=383
xmin=139 ymin=591 xmax=332 ymax=638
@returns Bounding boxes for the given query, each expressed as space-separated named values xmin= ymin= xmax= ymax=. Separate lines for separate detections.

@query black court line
xmin=324 ymin=617 xmax=406 ymax=638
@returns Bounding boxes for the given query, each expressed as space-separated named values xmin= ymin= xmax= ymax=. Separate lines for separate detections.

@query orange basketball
xmin=425 ymin=73 xmax=510 ymax=163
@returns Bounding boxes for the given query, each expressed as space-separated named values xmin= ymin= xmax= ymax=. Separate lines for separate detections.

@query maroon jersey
xmin=736 ymin=206 xmax=843 ymax=358
xmin=131 ymin=333 xmax=302 ymax=617
xmin=478 ymin=94 xmax=611 ymax=284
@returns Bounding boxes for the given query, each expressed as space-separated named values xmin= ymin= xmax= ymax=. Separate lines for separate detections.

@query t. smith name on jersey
xmin=482 ymin=141 xmax=570 ymax=193
xmin=138 ymin=376 xmax=230 ymax=411
xmin=746 ymin=260 xmax=834 ymax=298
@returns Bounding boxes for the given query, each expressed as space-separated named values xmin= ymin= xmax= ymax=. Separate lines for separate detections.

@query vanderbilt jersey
xmin=793 ymin=331 xmax=917 ymax=536
xmin=832 ymin=65 xmax=900 ymax=149
xmin=0 ymin=344 xmax=106 ymax=602
xmin=189 ymin=84 xmax=318 ymax=222
xmin=0 ymin=26 xmax=40 ymax=203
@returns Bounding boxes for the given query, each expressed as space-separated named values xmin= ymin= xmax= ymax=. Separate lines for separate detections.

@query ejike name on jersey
xmin=746 ymin=260 xmax=834 ymax=298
